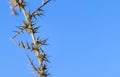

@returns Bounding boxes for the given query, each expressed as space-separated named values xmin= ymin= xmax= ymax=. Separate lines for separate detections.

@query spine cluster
xmin=9 ymin=0 xmax=51 ymax=77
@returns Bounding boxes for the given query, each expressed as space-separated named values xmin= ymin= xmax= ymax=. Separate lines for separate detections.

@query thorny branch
xmin=9 ymin=0 xmax=51 ymax=77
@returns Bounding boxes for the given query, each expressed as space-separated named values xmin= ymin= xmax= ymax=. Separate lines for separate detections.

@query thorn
xmin=21 ymin=41 xmax=25 ymax=48
xmin=26 ymin=42 xmax=31 ymax=49
xmin=17 ymin=42 xmax=21 ymax=46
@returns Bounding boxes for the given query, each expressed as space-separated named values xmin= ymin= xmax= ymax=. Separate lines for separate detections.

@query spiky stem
xmin=9 ymin=0 xmax=51 ymax=77
xmin=21 ymin=6 xmax=42 ymax=67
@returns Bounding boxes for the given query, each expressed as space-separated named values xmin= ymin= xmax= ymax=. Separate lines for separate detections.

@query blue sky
xmin=1 ymin=0 xmax=120 ymax=77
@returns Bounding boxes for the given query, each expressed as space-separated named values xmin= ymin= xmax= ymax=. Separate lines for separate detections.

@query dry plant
xmin=9 ymin=0 xmax=51 ymax=77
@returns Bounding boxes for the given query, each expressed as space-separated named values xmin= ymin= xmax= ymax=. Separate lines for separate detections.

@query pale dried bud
xmin=9 ymin=0 xmax=22 ymax=5
xmin=9 ymin=0 xmax=22 ymax=15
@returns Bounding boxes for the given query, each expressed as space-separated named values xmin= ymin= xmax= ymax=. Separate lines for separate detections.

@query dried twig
xmin=9 ymin=0 xmax=51 ymax=77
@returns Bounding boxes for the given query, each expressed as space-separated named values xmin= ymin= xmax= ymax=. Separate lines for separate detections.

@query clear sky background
xmin=1 ymin=0 xmax=120 ymax=77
